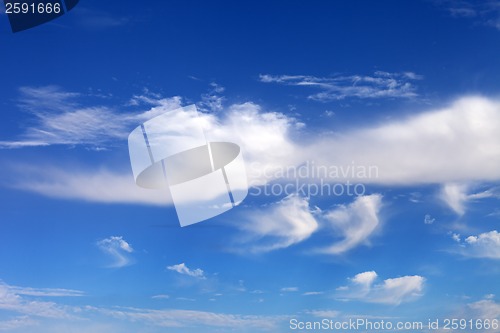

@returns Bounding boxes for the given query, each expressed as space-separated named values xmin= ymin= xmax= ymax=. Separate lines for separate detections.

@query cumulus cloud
xmin=337 ymin=271 xmax=425 ymax=305
xmin=456 ymin=230 xmax=500 ymax=259
xmin=167 ymin=263 xmax=205 ymax=279
xmin=319 ymin=194 xmax=383 ymax=254
xmin=235 ymin=194 xmax=319 ymax=253
xmin=97 ymin=236 xmax=134 ymax=268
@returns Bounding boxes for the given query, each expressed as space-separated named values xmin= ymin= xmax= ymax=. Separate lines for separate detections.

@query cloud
xmin=235 ymin=195 xmax=319 ymax=253
xmin=468 ymin=299 xmax=500 ymax=319
xmin=453 ymin=298 xmax=500 ymax=332
xmin=456 ymin=230 xmax=500 ymax=259
xmin=6 ymin=286 xmax=84 ymax=297
xmin=280 ymin=287 xmax=299 ymax=292
xmin=12 ymin=166 xmax=171 ymax=206
xmin=439 ymin=183 xmax=471 ymax=215
xmin=0 ymin=86 xmax=183 ymax=149
xmin=0 ymin=316 xmax=37 ymax=331
xmin=302 ymin=291 xmax=324 ymax=296
xmin=167 ymin=263 xmax=206 ymax=279
xmin=6 ymin=89 xmax=500 ymax=211
xmin=319 ymin=194 xmax=382 ymax=254
xmin=0 ymin=282 xmax=78 ymax=319
xmin=308 ymin=96 xmax=500 ymax=185
xmin=337 ymin=271 xmax=425 ymax=305
xmin=437 ymin=0 xmax=500 ymax=30
xmin=0 ymin=281 xmax=284 ymax=331
xmin=307 ymin=310 xmax=341 ymax=318
xmin=94 ymin=307 xmax=284 ymax=330
xmin=259 ymin=71 xmax=421 ymax=101
xmin=97 ymin=236 xmax=134 ymax=268
xmin=151 ymin=294 xmax=170 ymax=300
xmin=440 ymin=184 xmax=500 ymax=215
xmin=424 ymin=214 xmax=435 ymax=224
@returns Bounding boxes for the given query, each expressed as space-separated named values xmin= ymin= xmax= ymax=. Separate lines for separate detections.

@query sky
xmin=1 ymin=0 xmax=500 ymax=332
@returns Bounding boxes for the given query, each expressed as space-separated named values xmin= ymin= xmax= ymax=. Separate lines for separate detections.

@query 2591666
xmin=5 ymin=2 xmax=61 ymax=14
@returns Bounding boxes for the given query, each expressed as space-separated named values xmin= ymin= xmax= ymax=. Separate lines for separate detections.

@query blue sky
xmin=1 ymin=1 xmax=500 ymax=332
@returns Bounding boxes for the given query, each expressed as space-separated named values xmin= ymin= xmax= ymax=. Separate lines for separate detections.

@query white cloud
xmin=440 ymin=184 xmax=500 ymax=215
xmin=97 ymin=236 xmax=134 ymax=268
xmin=468 ymin=299 xmax=500 ymax=319
xmin=440 ymin=183 xmax=470 ymax=215
xmin=0 ymin=281 xmax=284 ymax=332
xmin=319 ymin=194 xmax=382 ymax=254
xmin=0 ymin=282 xmax=77 ymax=319
xmin=0 ymin=86 xmax=182 ymax=149
xmin=0 ymin=316 xmax=37 ymax=331
xmin=259 ymin=71 xmax=421 ymax=101
xmin=235 ymin=194 xmax=319 ymax=253
xmin=6 ymin=90 xmax=500 ymax=212
xmin=6 ymin=286 xmax=84 ymax=298
xmin=337 ymin=271 xmax=425 ymax=305
xmin=457 ymin=230 xmax=500 ymax=259
xmin=307 ymin=310 xmax=341 ymax=318
xmin=151 ymin=294 xmax=170 ymax=300
xmin=424 ymin=214 xmax=435 ymax=224
xmin=302 ymin=291 xmax=324 ymax=296
xmin=280 ymin=287 xmax=299 ymax=292
xmin=167 ymin=263 xmax=205 ymax=279
xmin=438 ymin=0 xmax=500 ymax=31
xmin=12 ymin=166 xmax=171 ymax=206
xmin=94 ymin=307 xmax=283 ymax=330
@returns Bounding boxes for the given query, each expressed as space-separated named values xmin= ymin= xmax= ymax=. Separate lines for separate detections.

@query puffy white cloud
xmin=167 ymin=263 xmax=205 ymax=279
xmin=97 ymin=236 xmax=134 ymax=268
xmin=458 ymin=230 xmax=500 ymax=259
xmin=319 ymin=194 xmax=382 ymax=254
xmin=337 ymin=271 xmax=425 ymax=305
xmin=235 ymin=194 xmax=319 ymax=253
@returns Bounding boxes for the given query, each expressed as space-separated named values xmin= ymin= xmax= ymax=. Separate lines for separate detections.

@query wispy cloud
xmin=93 ymin=307 xmax=284 ymax=330
xmin=280 ymin=287 xmax=299 ymax=292
xmin=0 ymin=281 xmax=285 ymax=331
xmin=167 ymin=263 xmax=206 ymax=279
xmin=235 ymin=195 xmax=319 ymax=253
xmin=0 ymin=86 xmax=182 ymax=149
xmin=319 ymin=194 xmax=383 ymax=254
xmin=336 ymin=271 xmax=425 ymax=305
xmin=302 ymin=291 xmax=324 ymax=296
xmin=437 ymin=0 xmax=500 ymax=30
xmin=259 ymin=71 xmax=422 ymax=101
xmin=151 ymin=294 xmax=170 ymax=300
xmin=440 ymin=184 xmax=500 ymax=215
xmin=97 ymin=236 xmax=134 ymax=268
xmin=0 ymin=282 xmax=79 ymax=320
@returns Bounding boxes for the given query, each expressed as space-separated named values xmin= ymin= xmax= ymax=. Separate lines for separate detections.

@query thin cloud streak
xmin=259 ymin=71 xmax=421 ymax=101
